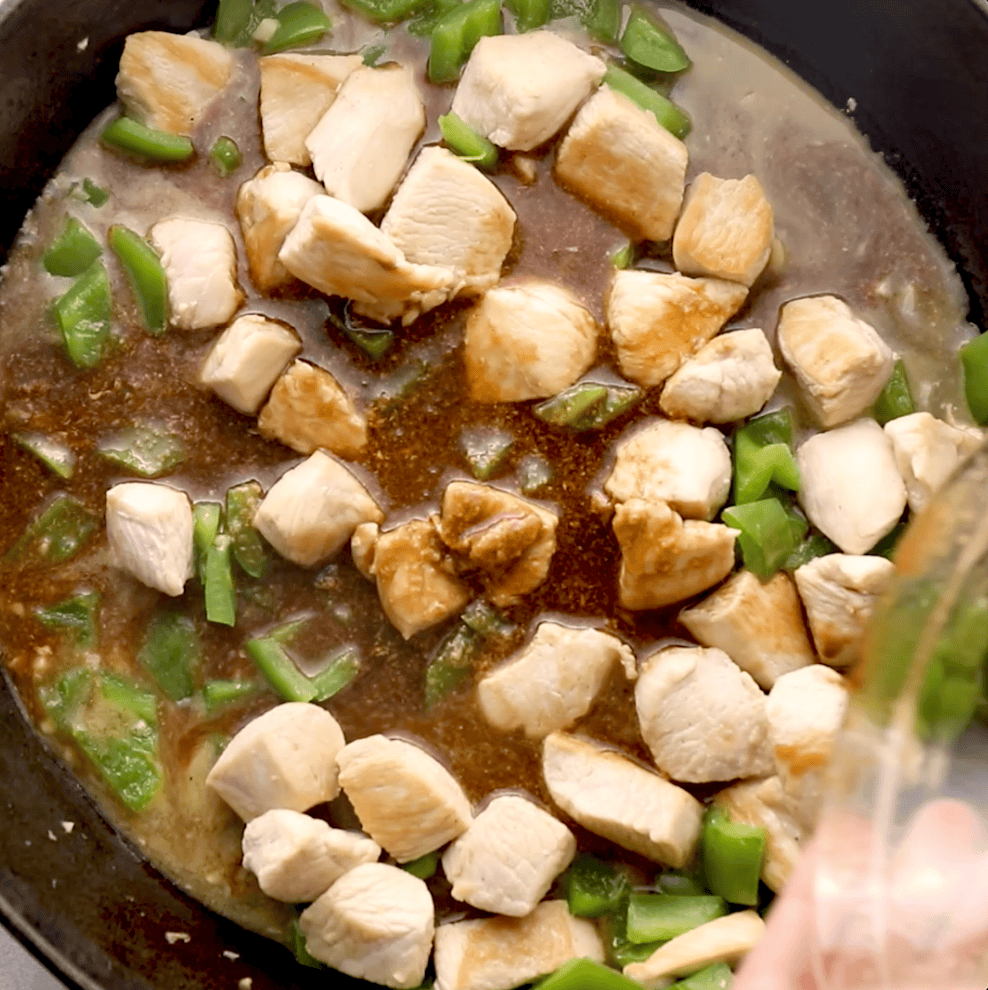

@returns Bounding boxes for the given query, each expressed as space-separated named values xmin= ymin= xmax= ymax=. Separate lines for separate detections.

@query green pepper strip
xmin=3 ymin=493 xmax=99 ymax=565
xmin=608 ymin=898 xmax=665 ymax=967
xmin=460 ymin=598 xmax=508 ymax=637
xmin=34 ymin=590 xmax=100 ymax=649
xmin=428 ymin=0 xmax=502 ymax=84
xmin=604 ymin=64 xmax=692 ymax=139
xmin=438 ymin=112 xmax=498 ymax=170
xmin=247 ymin=636 xmax=318 ymax=703
xmin=784 ymin=530 xmax=838 ymax=571
xmin=722 ymin=498 xmax=807 ymax=581
xmin=402 ymin=850 xmax=440 ymax=879
xmin=537 ymin=956 xmax=643 ymax=990
xmin=309 ymin=647 xmax=361 ymax=701
xmin=873 ymin=358 xmax=915 ymax=425
xmin=214 ymin=0 xmax=254 ymax=43
xmin=620 ymin=4 xmax=692 ymax=74
xmin=261 ymin=1 xmax=333 ymax=53
xmin=702 ymin=807 xmax=766 ymax=906
xmin=193 ymin=502 xmax=223 ymax=584
xmin=54 ymin=260 xmax=112 ymax=370
xmin=202 ymin=679 xmax=260 ymax=714
xmin=626 ymin=893 xmax=727 ymax=943
xmin=290 ymin=919 xmax=324 ymax=969
xmin=565 ymin=853 xmax=628 ymax=917
xmin=99 ymin=424 xmax=185 ymax=478
xmin=610 ymin=240 xmax=636 ymax=269
xmin=12 ymin=431 xmax=75 ymax=479
xmin=226 ymin=481 xmax=270 ymax=579
xmin=961 ymin=333 xmax=988 ymax=425
xmin=100 ymin=117 xmax=195 ymax=163
xmin=137 ymin=612 xmax=199 ymax=702
xmin=44 ymin=217 xmax=103 ymax=277
xmin=460 ymin=427 xmax=513 ymax=480
xmin=407 ymin=0 xmax=460 ymax=35
xmin=342 ymin=0 xmax=431 ymax=22
xmin=109 ymin=225 xmax=168 ymax=334
xmin=205 ymin=534 xmax=237 ymax=627
xmin=582 ymin=0 xmax=620 ymax=43
xmin=656 ymin=871 xmax=706 ymax=897
xmin=506 ymin=0 xmax=550 ymax=32
xmin=424 ymin=624 xmax=478 ymax=708
xmin=670 ymin=962 xmax=734 ymax=990
xmin=572 ymin=384 xmax=644 ymax=430
xmin=534 ymin=383 xmax=608 ymax=428
xmin=327 ymin=306 xmax=395 ymax=360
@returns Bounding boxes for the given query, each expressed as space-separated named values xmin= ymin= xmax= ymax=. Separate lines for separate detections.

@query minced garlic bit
xmin=165 ymin=932 xmax=191 ymax=945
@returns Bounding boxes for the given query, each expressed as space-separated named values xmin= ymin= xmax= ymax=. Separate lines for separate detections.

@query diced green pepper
xmin=670 ymin=963 xmax=733 ymax=990
xmin=44 ymin=217 xmax=103 ymax=277
xmin=610 ymin=240 xmax=636 ymax=269
xmin=656 ymin=871 xmax=706 ymax=897
xmin=99 ymin=670 xmax=159 ymax=724
xmin=137 ymin=612 xmax=199 ymax=702
xmin=620 ymin=5 xmax=691 ymax=74
xmin=209 ymin=136 xmax=242 ymax=176
xmin=290 ymin=919 xmax=324 ymax=969
xmin=267 ymin=614 xmax=313 ymax=645
xmin=402 ymin=850 xmax=440 ymax=880
xmin=537 ymin=957 xmax=642 ymax=990
xmin=193 ymin=501 xmax=223 ymax=584
xmin=784 ymin=530 xmax=838 ymax=571
xmin=407 ymin=0 xmax=460 ymax=35
xmin=247 ymin=636 xmax=318 ymax=703
xmin=702 ymin=807 xmax=765 ymax=906
xmin=3 ymin=493 xmax=99 ymax=565
xmin=518 ymin=454 xmax=553 ymax=495
xmin=428 ymin=0 xmax=502 ymax=84
xmin=12 ymin=431 xmax=75 ymax=479
xmin=581 ymin=0 xmax=620 ymax=43
xmin=327 ymin=306 xmax=395 ymax=360
xmin=108 ymin=225 xmax=168 ymax=334
xmin=626 ymin=893 xmax=727 ymax=943
xmin=99 ymin=424 xmax=185 ymax=477
xmin=872 ymin=358 xmax=915 ymax=425
xmin=574 ymin=384 xmax=644 ymax=430
xmin=506 ymin=0 xmax=550 ymax=32
xmin=733 ymin=410 xmax=800 ymax=504
xmin=738 ymin=408 xmax=794 ymax=447
xmin=100 ymin=117 xmax=195 ymax=163
xmin=77 ymin=723 xmax=162 ymax=812
xmin=603 ymin=64 xmax=692 ymax=138
xmin=361 ymin=41 xmax=388 ymax=65
xmin=438 ymin=112 xmax=498 ymax=170
xmin=534 ymin=383 xmax=608 ymax=428
xmin=261 ymin=1 xmax=332 ymax=53
xmin=202 ymin=679 xmax=261 ymax=714
xmin=34 ymin=590 xmax=100 ymax=649
xmin=424 ymin=623 xmax=478 ymax=708
xmin=226 ymin=481 xmax=271 ymax=579
xmin=565 ymin=854 xmax=628 ymax=918
xmin=342 ymin=0 xmax=430 ymax=21
xmin=214 ymin=0 xmax=254 ymax=42
xmin=459 ymin=426 xmax=514 ymax=480
xmin=205 ymin=534 xmax=237 ymax=627
xmin=38 ymin=667 xmax=92 ymax=730
xmin=961 ymin=332 xmax=988 ymax=425
xmin=54 ymin=260 xmax=112 ymax=369
xmin=722 ymin=498 xmax=807 ymax=581
xmin=461 ymin=598 xmax=508 ymax=638
xmin=607 ymin=898 xmax=664 ymax=968
xmin=309 ymin=647 xmax=361 ymax=701
xmin=71 ymin=178 xmax=110 ymax=207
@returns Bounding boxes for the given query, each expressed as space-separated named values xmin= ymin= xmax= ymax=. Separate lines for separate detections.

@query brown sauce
xmin=0 ymin=0 xmax=976 ymax=944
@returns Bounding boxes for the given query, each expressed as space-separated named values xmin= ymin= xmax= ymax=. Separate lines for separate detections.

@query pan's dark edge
xmin=1 ymin=1 xmax=987 ymax=989
xmin=682 ymin=0 xmax=988 ymax=328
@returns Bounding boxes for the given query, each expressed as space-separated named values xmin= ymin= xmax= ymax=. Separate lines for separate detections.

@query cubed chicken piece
xmin=337 ymin=735 xmax=473 ymax=862
xmin=253 ymin=451 xmax=384 ymax=567
xmin=434 ymin=900 xmax=603 ymax=990
xmin=555 ymin=86 xmax=688 ymax=242
xmin=636 ymin=646 xmax=773 ymax=784
xmin=450 ymin=32 xmax=605 ymax=152
xmin=463 ymin=281 xmax=598 ymax=403
xmin=679 ymin=570 xmax=815 ymax=690
xmin=116 ymin=31 xmax=233 ymax=135
xmin=306 ymin=64 xmax=425 ymax=214
xmin=442 ymin=794 xmax=576 ymax=917
xmin=672 ymin=173 xmax=776 ymax=287
xmin=361 ymin=518 xmax=471 ymax=639
xmin=205 ymin=702 xmax=346 ymax=821
xmin=257 ymin=359 xmax=367 ymax=459
xmin=436 ymin=481 xmax=558 ymax=607
xmin=258 ymin=53 xmax=362 ymax=166
xmin=542 ymin=732 xmax=703 ymax=867
xmin=278 ymin=194 xmax=452 ymax=326
xmin=607 ymin=271 xmax=749 ymax=388
xmin=242 ymin=809 xmax=381 ymax=903
xmin=884 ymin=412 xmax=982 ymax=513
xmin=380 ymin=146 xmax=516 ymax=299
xmin=105 ymin=482 xmax=193 ymax=597
xmin=477 ymin=622 xmax=636 ymax=739
xmin=236 ymin=163 xmax=325 ymax=293
xmin=149 ymin=218 xmax=243 ymax=330
xmin=766 ymin=665 xmax=849 ymax=825
xmin=300 ymin=863 xmax=434 ymax=990
xmin=350 ymin=521 xmax=379 ymax=580
xmin=658 ymin=328 xmax=782 ymax=424
xmin=200 ymin=314 xmax=301 ymax=415
xmin=714 ymin=776 xmax=804 ymax=892
xmin=777 ymin=295 xmax=894 ymax=427
xmin=793 ymin=553 xmax=895 ymax=668
xmin=612 ymin=498 xmax=737 ymax=610
xmin=603 ymin=419 xmax=732 ymax=520
xmin=797 ymin=419 xmax=907 ymax=554
xmin=624 ymin=911 xmax=766 ymax=988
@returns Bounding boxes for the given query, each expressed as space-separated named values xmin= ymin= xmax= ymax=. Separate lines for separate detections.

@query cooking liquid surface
xmin=0 ymin=1 xmax=975 ymax=941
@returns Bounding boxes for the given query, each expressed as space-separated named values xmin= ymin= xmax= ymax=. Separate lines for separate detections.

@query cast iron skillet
xmin=1 ymin=1 xmax=987 ymax=987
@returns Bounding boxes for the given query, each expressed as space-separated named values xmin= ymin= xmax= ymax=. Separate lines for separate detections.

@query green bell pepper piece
xmin=702 ymin=807 xmax=765 ymax=906
xmin=261 ymin=1 xmax=333 ymax=53
xmin=620 ymin=4 xmax=691 ymax=74
xmin=603 ymin=64 xmax=692 ymax=138
xmin=54 ymin=260 xmax=112 ymax=369
xmin=109 ymin=225 xmax=168 ymax=334
xmin=137 ymin=611 xmax=199 ymax=702
xmin=428 ymin=0 xmax=502 ymax=83
xmin=872 ymin=358 xmax=915 ymax=425
xmin=44 ymin=217 xmax=103 ymax=277
xmin=3 ymin=493 xmax=99 ymax=565
xmin=100 ymin=117 xmax=194 ymax=163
